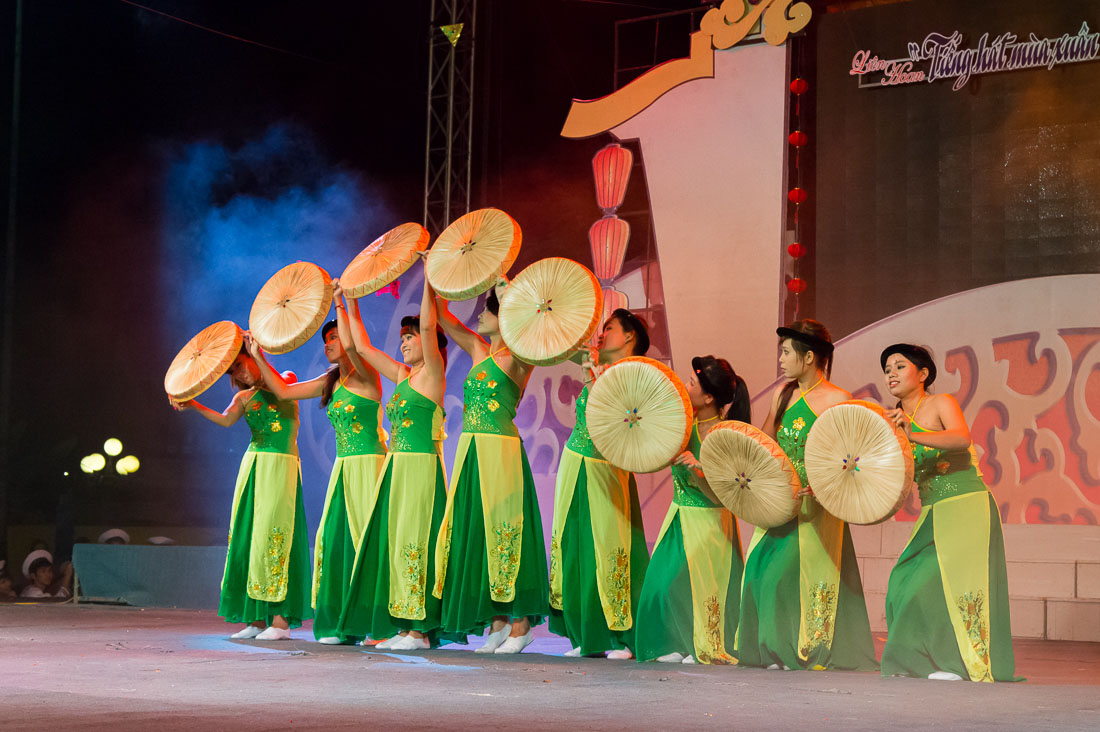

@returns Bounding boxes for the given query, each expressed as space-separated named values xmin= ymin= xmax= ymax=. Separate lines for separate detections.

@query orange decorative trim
xmin=560 ymin=0 xmax=811 ymax=139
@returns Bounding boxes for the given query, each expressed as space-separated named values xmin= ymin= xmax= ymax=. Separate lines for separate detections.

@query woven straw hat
xmin=249 ymin=262 xmax=333 ymax=354
xmin=804 ymin=400 xmax=914 ymax=525
xmin=164 ymin=321 xmax=244 ymax=401
xmin=499 ymin=257 xmax=602 ymax=366
xmin=341 ymin=222 xmax=430 ymax=298
xmin=585 ymin=356 xmax=693 ymax=473
xmin=426 ymin=208 xmax=521 ymax=300
xmin=700 ymin=420 xmax=802 ymax=528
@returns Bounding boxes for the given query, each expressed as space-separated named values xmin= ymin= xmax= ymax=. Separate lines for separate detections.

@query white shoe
xmin=928 ymin=671 xmax=964 ymax=681
xmin=255 ymin=626 xmax=291 ymax=641
xmin=475 ymin=623 xmax=512 ymax=654
xmin=494 ymin=631 xmax=534 ymax=654
xmin=230 ymin=625 xmax=262 ymax=640
xmin=390 ymin=635 xmax=430 ymax=651
xmin=656 ymin=652 xmax=684 ymax=663
xmin=374 ymin=635 xmax=402 ymax=650
xmin=564 ymin=646 xmax=582 ymax=658
xmin=766 ymin=663 xmax=790 ymax=670
xmin=681 ymin=655 xmax=696 ymax=664
xmin=607 ymin=648 xmax=634 ymax=660
xmin=317 ymin=636 xmax=343 ymax=645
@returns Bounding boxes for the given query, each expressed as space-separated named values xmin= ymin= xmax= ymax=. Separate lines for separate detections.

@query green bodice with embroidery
xmin=386 ymin=377 xmax=444 ymax=454
xmin=565 ymin=384 xmax=605 ymax=459
xmin=326 ymin=382 xmax=386 ymax=458
xmin=776 ymin=395 xmax=815 ymax=486
xmin=461 ymin=354 xmax=520 ymax=437
xmin=243 ymin=388 xmax=298 ymax=454
xmin=910 ymin=423 xmax=987 ymax=506
xmin=669 ymin=423 xmax=722 ymax=508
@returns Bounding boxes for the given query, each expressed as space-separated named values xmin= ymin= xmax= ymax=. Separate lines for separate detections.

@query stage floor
xmin=1 ymin=604 xmax=1098 ymax=731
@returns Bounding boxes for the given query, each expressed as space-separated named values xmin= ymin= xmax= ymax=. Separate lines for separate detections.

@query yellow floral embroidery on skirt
xmin=799 ymin=581 xmax=838 ymax=656
xmin=549 ymin=533 xmax=562 ymax=608
xmin=957 ymin=590 xmax=992 ymax=681
xmin=488 ymin=521 xmax=521 ymax=601
xmin=390 ymin=541 xmax=427 ymax=618
xmin=604 ymin=546 xmax=631 ymax=629
xmin=250 ymin=527 xmax=289 ymax=600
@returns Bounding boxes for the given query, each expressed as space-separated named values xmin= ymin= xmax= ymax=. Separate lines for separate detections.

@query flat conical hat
xmin=499 ymin=258 xmax=603 ymax=366
xmin=340 ymin=222 xmax=430 ymax=297
xmin=427 ymin=208 xmax=522 ymax=300
xmin=586 ymin=356 xmax=692 ymax=473
xmin=249 ymin=262 xmax=333 ymax=354
xmin=164 ymin=321 xmax=243 ymax=401
xmin=804 ymin=400 xmax=914 ymax=525
xmin=700 ymin=420 xmax=802 ymax=528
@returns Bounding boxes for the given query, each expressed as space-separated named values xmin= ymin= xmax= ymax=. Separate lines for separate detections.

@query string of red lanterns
xmin=786 ymin=62 xmax=809 ymax=304
xmin=588 ymin=142 xmax=633 ymax=344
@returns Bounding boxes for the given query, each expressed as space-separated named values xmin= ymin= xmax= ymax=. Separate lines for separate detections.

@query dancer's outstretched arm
xmin=346 ymin=294 xmax=406 ymax=384
xmin=247 ymin=333 xmax=325 ymax=401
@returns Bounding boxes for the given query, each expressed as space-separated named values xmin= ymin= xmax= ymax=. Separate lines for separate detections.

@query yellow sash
xmin=433 ymin=432 xmax=524 ymax=602
xmin=550 ymin=447 xmax=635 ymax=630
xmin=796 ymin=498 xmax=844 ymax=666
xmin=311 ymin=453 xmax=387 ymax=607
xmin=228 ymin=451 xmax=300 ymax=603
xmin=678 ymin=505 xmax=737 ymax=664
xmin=930 ymin=492 xmax=995 ymax=682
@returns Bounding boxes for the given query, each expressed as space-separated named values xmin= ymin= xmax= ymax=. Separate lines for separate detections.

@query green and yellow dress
xmin=635 ymin=422 xmax=741 ymax=664
xmin=336 ymin=376 xmax=447 ymax=641
xmin=881 ymin=421 xmax=1017 ymax=681
xmin=311 ymin=380 xmax=388 ymax=642
xmin=434 ymin=352 xmax=549 ymax=636
xmin=219 ymin=388 xmax=312 ymax=627
xmin=548 ymin=384 xmax=649 ymax=655
xmin=736 ymin=395 xmax=877 ymax=670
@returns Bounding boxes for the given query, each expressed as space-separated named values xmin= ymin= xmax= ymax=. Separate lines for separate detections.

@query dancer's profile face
xmin=476 ymin=306 xmax=499 ymax=336
xmin=400 ymin=331 xmax=423 ymax=365
xmin=323 ymin=329 xmax=345 ymax=364
xmin=229 ymin=354 xmax=260 ymax=387
xmin=778 ymin=339 xmax=808 ymax=380
xmin=883 ymin=353 xmax=926 ymax=399
xmin=686 ymin=372 xmax=709 ymax=413
xmin=597 ymin=317 xmax=630 ymax=360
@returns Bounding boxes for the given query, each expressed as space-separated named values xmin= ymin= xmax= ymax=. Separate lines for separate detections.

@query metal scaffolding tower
xmin=423 ymin=0 xmax=477 ymax=236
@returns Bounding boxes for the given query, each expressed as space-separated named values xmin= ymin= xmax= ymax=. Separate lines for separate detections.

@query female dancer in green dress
xmin=432 ymin=284 xmax=548 ymax=654
xmin=548 ymin=309 xmax=650 ymax=659
xmin=635 ymin=356 xmax=750 ymax=665
xmin=335 ymin=277 xmax=449 ymax=651
xmin=171 ymin=342 xmax=312 ymax=641
xmin=737 ymin=320 xmax=877 ymax=671
xmin=247 ymin=284 xmax=386 ymax=644
xmin=879 ymin=344 xmax=1017 ymax=682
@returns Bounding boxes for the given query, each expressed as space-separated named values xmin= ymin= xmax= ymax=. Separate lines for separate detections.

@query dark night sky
xmin=0 ymin=0 xmax=706 ymax=536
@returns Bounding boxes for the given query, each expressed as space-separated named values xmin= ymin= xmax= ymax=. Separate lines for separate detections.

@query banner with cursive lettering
xmin=850 ymin=21 xmax=1100 ymax=91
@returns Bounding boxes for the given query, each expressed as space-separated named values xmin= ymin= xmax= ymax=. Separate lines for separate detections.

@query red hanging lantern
xmin=590 ymin=287 xmax=629 ymax=346
xmin=787 ymin=277 xmax=807 ymax=294
xmin=790 ymin=78 xmax=809 ymax=95
xmin=592 ymin=143 xmax=633 ymax=213
xmin=588 ymin=215 xmax=631 ymax=281
xmin=788 ymin=130 xmax=808 ymax=147
xmin=787 ymin=242 xmax=806 ymax=259
xmin=788 ymin=188 xmax=808 ymax=204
